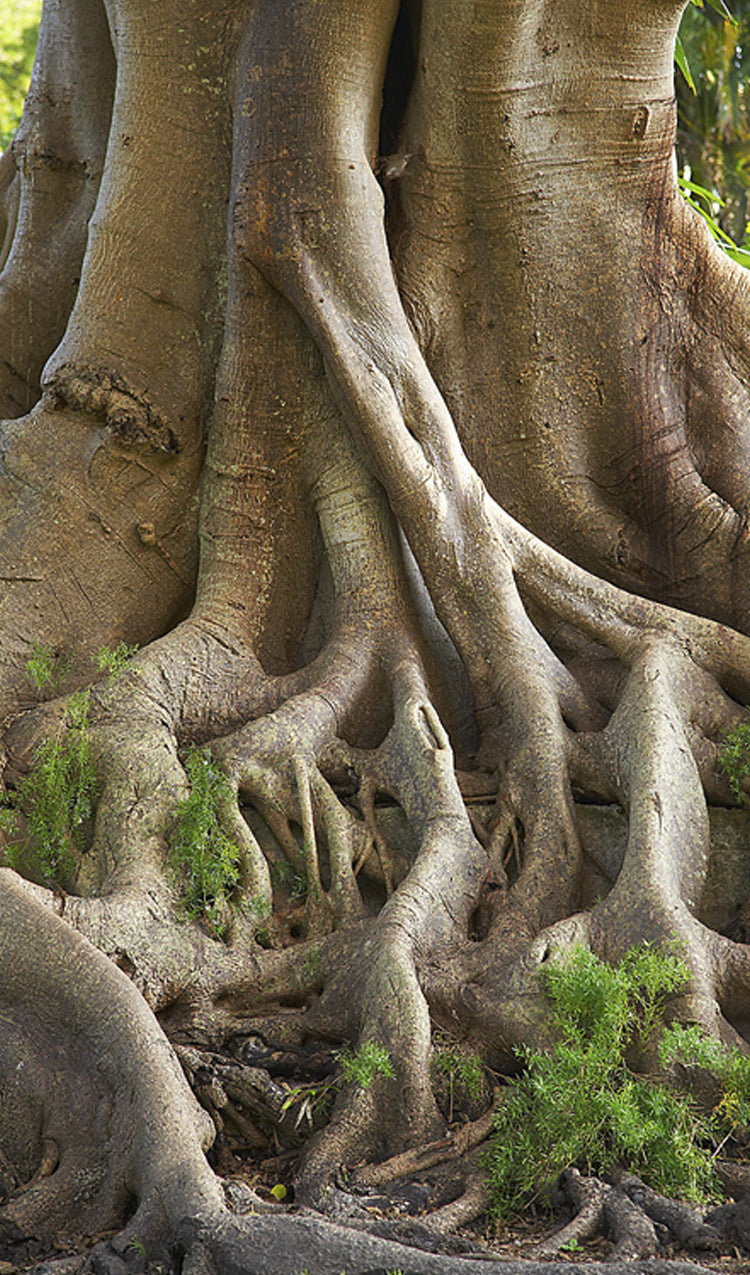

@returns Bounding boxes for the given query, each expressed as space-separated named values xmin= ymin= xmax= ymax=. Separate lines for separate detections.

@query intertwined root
xmin=6 ymin=4 xmax=750 ymax=1266
xmin=6 ymin=377 xmax=750 ymax=1228
xmin=530 ymin=1168 xmax=724 ymax=1262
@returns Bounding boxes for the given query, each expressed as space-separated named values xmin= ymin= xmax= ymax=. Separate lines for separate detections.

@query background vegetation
xmin=4 ymin=2 xmax=750 ymax=244
xmin=677 ymin=0 xmax=750 ymax=247
xmin=0 ymin=0 xmax=41 ymax=150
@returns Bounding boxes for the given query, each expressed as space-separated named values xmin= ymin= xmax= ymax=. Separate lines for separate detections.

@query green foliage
xmin=280 ymin=1078 xmax=336 ymax=1131
xmin=434 ymin=1044 xmax=485 ymax=1102
xmin=0 ymin=689 xmax=97 ymax=888
xmin=719 ymin=721 xmax=750 ymax=800
xmin=678 ymin=175 xmax=750 ymax=264
xmin=339 ymin=1042 xmax=395 ymax=1089
xmin=676 ymin=0 xmax=750 ymax=251
xmin=661 ymin=1024 xmax=750 ymax=1141
xmin=96 ymin=641 xmax=138 ymax=678
xmin=485 ymin=945 xmax=721 ymax=1219
xmin=168 ymin=748 xmax=241 ymax=936
xmin=279 ymin=1039 xmax=395 ymax=1133
xmin=0 ymin=0 xmax=41 ymax=150
xmin=26 ymin=642 xmax=67 ymax=697
xmin=689 ymin=0 xmax=735 ymax=21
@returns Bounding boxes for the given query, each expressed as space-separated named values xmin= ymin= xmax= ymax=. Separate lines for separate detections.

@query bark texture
xmin=2 ymin=0 xmax=750 ymax=1271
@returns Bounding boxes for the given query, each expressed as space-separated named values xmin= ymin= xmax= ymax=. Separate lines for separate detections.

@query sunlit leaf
xmin=703 ymin=0 xmax=735 ymax=20
xmin=679 ymin=177 xmax=726 ymax=206
xmin=678 ymin=177 xmax=750 ymax=267
xmin=722 ymin=244 xmax=750 ymax=267
xmin=675 ymin=35 xmax=697 ymax=93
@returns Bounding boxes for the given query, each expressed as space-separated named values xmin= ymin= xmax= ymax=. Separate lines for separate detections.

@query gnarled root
xmin=532 ymin=1168 xmax=723 ymax=1262
xmin=0 ymin=871 xmax=222 ymax=1256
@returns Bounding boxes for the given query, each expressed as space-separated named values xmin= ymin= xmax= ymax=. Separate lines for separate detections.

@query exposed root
xmin=531 ymin=1168 xmax=724 ymax=1262
xmin=349 ymin=1101 xmax=497 ymax=1190
xmin=6 ymin=7 xmax=750 ymax=1270
xmin=424 ymin=1171 xmax=488 ymax=1233
xmin=618 ymin=1176 xmax=723 ymax=1252
xmin=530 ymin=1170 xmax=608 ymax=1258
xmin=0 ymin=871 xmax=222 ymax=1250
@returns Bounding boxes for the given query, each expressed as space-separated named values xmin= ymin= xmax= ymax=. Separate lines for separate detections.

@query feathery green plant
xmin=719 ymin=722 xmax=750 ymax=800
xmin=0 ymin=689 xmax=97 ymax=888
xmin=339 ymin=1042 xmax=394 ymax=1088
xmin=484 ymin=944 xmax=730 ymax=1219
xmin=96 ymin=641 xmax=139 ymax=679
xmin=434 ymin=1043 xmax=485 ymax=1101
xmin=26 ymin=642 xmax=67 ymax=698
xmin=168 ymin=748 xmax=241 ymax=936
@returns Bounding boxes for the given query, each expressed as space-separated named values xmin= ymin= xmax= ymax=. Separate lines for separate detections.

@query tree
xmin=3 ymin=0 xmax=750 ymax=1270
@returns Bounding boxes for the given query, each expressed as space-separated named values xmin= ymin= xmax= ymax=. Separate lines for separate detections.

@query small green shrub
xmin=168 ymin=748 xmax=241 ymax=936
xmin=96 ymin=641 xmax=138 ymax=679
xmin=661 ymin=1024 xmax=750 ymax=1142
xmin=434 ymin=1043 xmax=485 ymax=1101
xmin=25 ymin=642 xmax=67 ymax=698
xmin=484 ymin=944 xmax=721 ymax=1219
xmin=719 ymin=722 xmax=750 ymax=802
xmin=339 ymin=1042 xmax=395 ymax=1089
xmin=0 ymin=689 xmax=97 ymax=888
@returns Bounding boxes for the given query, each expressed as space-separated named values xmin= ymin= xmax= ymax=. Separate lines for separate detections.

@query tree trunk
xmin=2 ymin=0 xmax=750 ymax=1270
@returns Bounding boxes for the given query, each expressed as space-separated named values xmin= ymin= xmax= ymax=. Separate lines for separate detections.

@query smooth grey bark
xmin=2 ymin=0 xmax=750 ymax=1270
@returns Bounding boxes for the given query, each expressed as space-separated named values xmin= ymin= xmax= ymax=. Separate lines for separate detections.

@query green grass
xmin=484 ymin=943 xmax=747 ymax=1219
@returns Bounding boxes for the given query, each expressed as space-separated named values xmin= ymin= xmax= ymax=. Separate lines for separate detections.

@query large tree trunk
xmin=2 ymin=0 xmax=750 ymax=1270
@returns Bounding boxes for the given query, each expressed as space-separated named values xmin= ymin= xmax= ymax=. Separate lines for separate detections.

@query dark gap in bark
xmin=378 ymin=0 xmax=416 ymax=160
xmin=504 ymin=820 xmax=524 ymax=888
